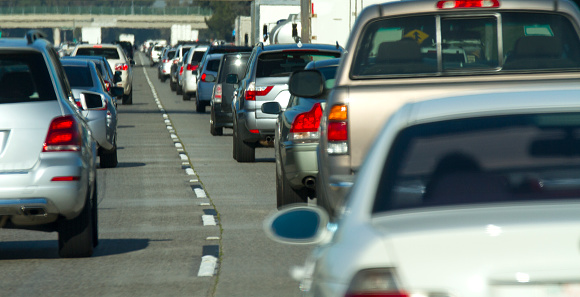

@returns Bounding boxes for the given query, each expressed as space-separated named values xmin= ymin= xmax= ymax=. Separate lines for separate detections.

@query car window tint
xmin=63 ymin=66 xmax=94 ymax=88
xmin=207 ymin=59 xmax=221 ymax=72
xmin=166 ymin=50 xmax=176 ymax=59
xmin=76 ymin=47 xmax=120 ymax=60
xmin=192 ymin=51 xmax=206 ymax=63
xmin=256 ymin=51 xmax=340 ymax=78
xmin=374 ymin=113 xmax=580 ymax=213
xmin=219 ymin=54 xmax=250 ymax=82
xmin=0 ymin=52 xmax=56 ymax=103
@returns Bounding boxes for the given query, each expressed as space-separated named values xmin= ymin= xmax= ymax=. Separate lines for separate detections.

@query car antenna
xmin=336 ymin=41 xmax=340 ymax=49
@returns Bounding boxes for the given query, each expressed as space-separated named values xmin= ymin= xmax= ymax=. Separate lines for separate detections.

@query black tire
xmin=58 ymin=193 xmax=94 ymax=258
xmin=176 ymin=83 xmax=183 ymax=95
xmin=195 ymin=97 xmax=205 ymax=113
xmin=232 ymin=120 xmax=238 ymax=160
xmin=182 ymin=92 xmax=190 ymax=101
xmin=210 ymin=111 xmax=223 ymax=136
xmin=91 ymin=181 xmax=99 ymax=247
xmin=160 ymin=76 xmax=167 ymax=83
xmin=122 ymin=88 xmax=133 ymax=105
xmin=235 ymin=123 xmax=255 ymax=163
xmin=100 ymin=145 xmax=118 ymax=168
xmin=170 ymin=79 xmax=176 ymax=91
xmin=278 ymin=172 xmax=307 ymax=209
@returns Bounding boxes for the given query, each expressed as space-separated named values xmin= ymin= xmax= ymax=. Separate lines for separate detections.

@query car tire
xmin=160 ymin=76 xmax=167 ymax=83
xmin=232 ymin=120 xmax=239 ymax=160
xmin=235 ymin=123 xmax=255 ymax=163
xmin=91 ymin=181 xmax=99 ymax=247
xmin=58 ymin=192 xmax=94 ymax=258
xmin=122 ymin=88 xmax=133 ymax=105
xmin=195 ymin=96 xmax=205 ymax=113
xmin=182 ymin=92 xmax=190 ymax=101
xmin=100 ymin=144 xmax=118 ymax=168
xmin=170 ymin=79 xmax=176 ymax=91
xmin=278 ymin=172 xmax=307 ymax=209
xmin=176 ymin=83 xmax=183 ymax=95
xmin=210 ymin=120 xmax=223 ymax=136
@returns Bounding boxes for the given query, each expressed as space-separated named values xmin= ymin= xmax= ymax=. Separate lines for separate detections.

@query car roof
xmin=305 ymin=58 xmax=341 ymax=70
xmin=75 ymin=43 xmax=120 ymax=49
xmin=404 ymin=87 xmax=580 ymax=127
xmin=61 ymin=59 xmax=93 ymax=67
xmin=259 ymin=43 xmax=342 ymax=53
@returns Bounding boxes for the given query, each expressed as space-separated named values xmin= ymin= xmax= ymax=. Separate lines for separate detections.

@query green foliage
xmin=0 ymin=0 xmax=156 ymax=7
xmin=199 ymin=1 xmax=250 ymax=42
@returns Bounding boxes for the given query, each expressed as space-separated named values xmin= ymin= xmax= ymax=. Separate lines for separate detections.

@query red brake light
xmin=436 ymin=0 xmax=499 ymax=9
xmin=75 ymin=100 xmax=83 ymax=109
xmin=162 ymin=59 xmax=168 ymax=63
xmin=187 ymin=64 xmax=199 ymax=71
xmin=43 ymin=115 xmax=82 ymax=152
xmin=115 ymin=63 xmax=128 ymax=71
xmin=93 ymin=45 xmax=103 ymax=48
xmin=104 ymin=80 xmax=111 ymax=92
xmin=290 ymin=103 xmax=322 ymax=133
xmin=201 ymin=73 xmax=207 ymax=82
xmin=214 ymin=84 xmax=222 ymax=101
xmin=327 ymin=122 xmax=348 ymax=141
xmin=51 ymin=176 xmax=80 ymax=182
xmin=179 ymin=66 xmax=184 ymax=76
xmin=245 ymin=86 xmax=273 ymax=101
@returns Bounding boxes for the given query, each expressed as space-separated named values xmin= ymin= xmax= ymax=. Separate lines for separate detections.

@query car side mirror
xmin=114 ymin=71 xmax=122 ymax=83
xmin=205 ymin=74 xmax=216 ymax=83
xmin=79 ymin=91 xmax=106 ymax=110
xmin=261 ymin=101 xmax=282 ymax=115
xmin=226 ymin=73 xmax=239 ymax=85
xmin=288 ymin=70 xmax=325 ymax=98
xmin=130 ymin=60 xmax=136 ymax=66
xmin=263 ymin=205 xmax=330 ymax=245
xmin=110 ymin=86 xmax=124 ymax=97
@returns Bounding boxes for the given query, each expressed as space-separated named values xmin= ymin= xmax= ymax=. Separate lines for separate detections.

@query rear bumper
xmin=282 ymin=141 xmax=319 ymax=189
xmin=237 ymin=111 xmax=276 ymax=143
xmin=212 ymin=104 xmax=233 ymax=128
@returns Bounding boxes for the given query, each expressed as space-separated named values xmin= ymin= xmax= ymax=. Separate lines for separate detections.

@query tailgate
xmin=0 ymin=101 xmax=62 ymax=171
xmin=254 ymin=77 xmax=291 ymax=119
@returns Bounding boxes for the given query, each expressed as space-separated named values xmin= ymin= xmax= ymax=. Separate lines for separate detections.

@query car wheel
xmin=210 ymin=119 xmax=223 ymax=136
xmin=176 ymin=83 xmax=183 ymax=95
xmin=100 ymin=145 xmax=118 ymax=168
xmin=235 ymin=123 xmax=255 ymax=163
xmin=160 ymin=76 xmax=167 ymax=83
xmin=170 ymin=79 xmax=176 ymax=91
xmin=195 ymin=96 xmax=205 ymax=113
xmin=232 ymin=120 xmax=238 ymax=160
xmin=182 ymin=92 xmax=190 ymax=101
xmin=279 ymin=172 xmax=307 ymax=209
xmin=122 ymin=88 xmax=133 ymax=105
xmin=58 ymin=193 xmax=94 ymax=258
xmin=91 ymin=181 xmax=99 ymax=247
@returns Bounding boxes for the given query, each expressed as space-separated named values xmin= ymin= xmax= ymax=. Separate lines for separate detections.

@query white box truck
xmin=235 ymin=16 xmax=252 ymax=46
xmin=171 ymin=24 xmax=193 ymax=46
xmin=81 ymin=27 xmax=101 ymax=44
xmin=251 ymin=0 xmax=301 ymax=45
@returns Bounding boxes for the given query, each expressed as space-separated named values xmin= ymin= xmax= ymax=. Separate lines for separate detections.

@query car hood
xmin=373 ymin=203 xmax=580 ymax=297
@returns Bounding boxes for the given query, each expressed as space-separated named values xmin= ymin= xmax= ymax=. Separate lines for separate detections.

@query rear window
xmin=353 ymin=12 xmax=580 ymax=78
xmin=166 ymin=50 xmax=176 ymax=59
xmin=0 ymin=52 xmax=56 ymax=103
xmin=63 ymin=65 xmax=94 ymax=88
xmin=219 ymin=54 xmax=250 ymax=82
xmin=206 ymin=59 xmax=221 ymax=72
xmin=374 ymin=113 xmax=580 ymax=214
xmin=191 ymin=51 xmax=206 ymax=63
xmin=256 ymin=51 xmax=341 ymax=78
xmin=75 ymin=47 xmax=120 ymax=60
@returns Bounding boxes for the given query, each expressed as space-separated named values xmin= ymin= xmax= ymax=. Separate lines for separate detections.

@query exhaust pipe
xmin=20 ymin=206 xmax=47 ymax=217
xmin=303 ymin=176 xmax=316 ymax=189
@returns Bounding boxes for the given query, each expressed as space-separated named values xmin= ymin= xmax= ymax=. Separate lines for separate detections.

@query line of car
xmin=0 ymin=32 xmax=135 ymax=258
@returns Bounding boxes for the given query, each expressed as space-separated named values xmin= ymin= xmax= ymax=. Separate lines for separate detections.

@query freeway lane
xmin=0 ymin=52 xmax=310 ymax=297
xmin=139 ymin=52 xmax=311 ymax=297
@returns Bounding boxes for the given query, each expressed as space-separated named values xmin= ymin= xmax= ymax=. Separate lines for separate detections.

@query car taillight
xmin=75 ymin=100 xmax=83 ymax=109
xmin=187 ymin=64 xmax=199 ymax=71
xmin=436 ymin=0 xmax=500 ymax=9
xmin=289 ymin=103 xmax=322 ymax=142
xmin=162 ymin=59 xmax=168 ymax=63
xmin=43 ymin=115 xmax=82 ymax=152
xmin=245 ymin=82 xmax=273 ymax=101
xmin=115 ymin=63 xmax=128 ymax=71
xmin=179 ymin=66 xmax=184 ymax=76
xmin=345 ymin=269 xmax=409 ymax=297
xmin=201 ymin=73 xmax=207 ymax=82
xmin=213 ymin=84 xmax=222 ymax=103
xmin=104 ymin=80 xmax=111 ymax=92
xmin=327 ymin=104 xmax=348 ymax=154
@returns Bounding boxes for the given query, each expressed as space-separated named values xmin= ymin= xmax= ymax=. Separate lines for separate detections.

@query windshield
xmin=374 ymin=113 xmax=580 ymax=213
xmin=63 ymin=65 xmax=94 ymax=88
xmin=352 ymin=12 xmax=580 ymax=77
xmin=257 ymin=51 xmax=341 ymax=78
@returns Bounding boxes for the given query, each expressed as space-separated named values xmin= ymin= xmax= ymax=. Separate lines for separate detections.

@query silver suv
xmin=231 ymin=43 xmax=342 ymax=162
xmin=0 ymin=31 xmax=99 ymax=257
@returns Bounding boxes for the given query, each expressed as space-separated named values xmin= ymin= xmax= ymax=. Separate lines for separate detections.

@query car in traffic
xmin=169 ymin=43 xmax=195 ymax=92
xmin=262 ymin=58 xmax=340 ymax=208
xmin=61 ymin=58 xmax=123 ymax=168
xmin=158 ymin=47 xmax=175 ymax=82
xmin=149 ymin=43 xmax=164 ymax=66
xmin=230 ymin=43 xmax=342 ymax=162
xmin=313 ymin=0 xmax=580 ymax=218
xmin=209 ymin=52 xmax=251 ymax=136
xmin=71 ymin=43 xmax=135 ymax=105
xmin=63 ymin=55 xmax=123 ymax=103
xmin=181 ymin=45 xmax=209 ymax=101
xmin=0 ymin=31 xmax=98 ymax=258
xmin=265 ymin=86 xmax=580 ymax=297
xmin=194 ymin=53 xmax=224 ymax=113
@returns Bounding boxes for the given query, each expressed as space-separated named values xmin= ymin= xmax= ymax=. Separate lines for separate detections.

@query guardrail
xmin=0 ymin=6 xmax=212 ymax=16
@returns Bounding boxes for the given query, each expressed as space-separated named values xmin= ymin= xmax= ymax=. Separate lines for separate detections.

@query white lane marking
xmin=175 ymin=142 xmax=183 ymax=148
xmin=194 ymin=188 xmax=207 ymax=198
xmin=171 ymin=134 xmax=178 ymax=139
xmin=198 ymin=202 xmax=210 ymax=206
xmin=179 ymin=154 xmax=189 ymax=161
xmin=185 ymin=168 xmax=196 ymax=175
xmin=197 ymin=255 xmax=218 ymax=277
xmin=206 ymin=236 xmax=220 ymax=240
xmin=202 ymin=215 xmax=217 ymax=226
xmin=166 ymin=126 xmax=173 ymax=130
xmin=164 ymin=119 xmax=171 ymax=125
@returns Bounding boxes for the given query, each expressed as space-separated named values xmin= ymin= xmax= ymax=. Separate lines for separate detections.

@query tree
xmin=197 ymin=1 xmax=250 ymax=42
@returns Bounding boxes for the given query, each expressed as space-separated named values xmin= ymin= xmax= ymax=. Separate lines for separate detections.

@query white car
xmin=71 ymin=43 xmax=134 ymax=105
xmin=182 ymin=45 xmax=208 ymax=101
xmin=266 ymin=87 xmax=580 ymax=297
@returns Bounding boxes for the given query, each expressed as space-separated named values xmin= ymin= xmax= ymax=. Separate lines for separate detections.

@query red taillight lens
xmin=345 ymin=269 xmax=409 ymax=297
xmin=187 ymin=64 xmax=199 ymax=71
xmin=162 ymin=59 xmax=168 ymax=63
xmin=436 ymin=0 xmax=500 ymax=9
xmin=104 ymin=80 xmax=111 ymax=92
xmin=179 ymin=66 xmax=184 ymax=76
xmin=201 ymin=73 xmax=207 ymax=82
xmin=214 ymin=84 xmax=223 ymax=103
xmin=115 ymin=63 xmax=128 ymax=71
xmin=290 ymin=103 xmax=322 ymax=133
xmin=245 ymin=86 xmax=273 ymax=101
xmin=327 ymin=122 xmax=347 ymax=141
xmin=51 ymin=176 xmax=80 ymax=182
xmin=43 ymin=115 xmax=82 ymax=152
xmin=75 ymin=100 xmax=83 ymax=109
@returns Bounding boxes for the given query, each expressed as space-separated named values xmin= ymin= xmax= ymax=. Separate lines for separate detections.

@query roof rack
xmin=26 ymin=30 xmax=47 ymax=45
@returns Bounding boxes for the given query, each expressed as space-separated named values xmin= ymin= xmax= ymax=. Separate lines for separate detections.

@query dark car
xmin=210 ymin=52 xmax=251 ymax=135
xmin=262 ymin=58 xmax=339 ymax=208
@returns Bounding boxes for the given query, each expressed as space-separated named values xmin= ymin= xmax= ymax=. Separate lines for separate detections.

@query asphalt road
xmin=0 ymin=52 xmax=311 ymax=297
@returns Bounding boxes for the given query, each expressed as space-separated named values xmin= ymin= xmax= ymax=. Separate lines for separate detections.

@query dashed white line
xmin=194 ymin=188 xmax=207 ymax=198
xmin=202 ymin=215 xmax=217 ymax=226
xmin=185 ymin=168 xmax=196 ymax=175
xmin=197 ymin=255 xmax=218 ymax=277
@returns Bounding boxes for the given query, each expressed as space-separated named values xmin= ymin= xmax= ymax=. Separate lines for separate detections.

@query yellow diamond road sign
xmin=404 ymin=29 xmax=429 ymax=44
